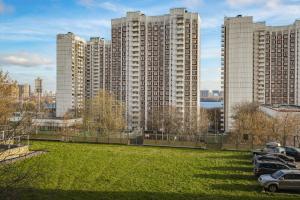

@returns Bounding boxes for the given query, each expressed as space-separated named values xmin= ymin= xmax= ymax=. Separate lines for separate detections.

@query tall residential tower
xmin=111 ymin=8 xmax=200 ymax=130
xmin=221 ymin=15 xmax=300 ymax=132
xmin=85 ymin=37 xmax=112 ymax=101
xmin=56 ymin=32 xmax=86 ymax=117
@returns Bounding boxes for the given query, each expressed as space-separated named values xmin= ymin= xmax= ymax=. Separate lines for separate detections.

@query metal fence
xmin=28 ymin=130 xmax=300 ymax=150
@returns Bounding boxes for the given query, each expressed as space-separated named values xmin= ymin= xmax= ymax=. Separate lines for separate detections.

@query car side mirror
xmin=279 ymin=177 xmax=284 ymax=181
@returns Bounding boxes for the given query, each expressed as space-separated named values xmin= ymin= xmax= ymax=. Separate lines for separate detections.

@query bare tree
xmin=151 ymin=105 xmax=209 ymax=136
xmin=268 ymin=113 xmax=300 ymax=146
xmin=231 ymin=102 xmax=272 ymax=147
xmin=183 ymin=107 xmax=209 ymax=136
xmin=0 ymin=70 xmax=18 ymax=127
xmin=84 ymin=90 xmax=126 ymax=136
xmin=0 ymin=70 xmax=40 ymax=198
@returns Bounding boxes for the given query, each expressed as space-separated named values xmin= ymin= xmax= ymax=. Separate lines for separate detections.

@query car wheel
xmin=268 ymin=184 xmax=278 ymax=192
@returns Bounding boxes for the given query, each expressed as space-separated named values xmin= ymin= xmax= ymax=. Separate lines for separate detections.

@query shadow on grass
xmin=2 ymin=188 xmax=299 ymax=200
xmin=194 ymin=173 xmax=255 ymax=181
xmin=198 ymin=166 xmax=253 ymax=173
xmin=209 ymin=154 xmax=252 ymax=160
xmin=230 ymin=160 xmax=253 ymax=166
xmin=211 ymin=183 xmax=261 ymax=192
xmin=209 ymin=166 xmax=253 ymax=172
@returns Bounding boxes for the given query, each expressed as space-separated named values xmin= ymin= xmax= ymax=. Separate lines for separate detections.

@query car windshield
xmin=295 ymin=147 xmax=300 ymax=152
xmin=271 ymin=171 xmax=284 ymax=179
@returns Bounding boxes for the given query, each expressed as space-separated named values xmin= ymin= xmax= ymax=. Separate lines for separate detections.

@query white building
xmin=56 ymin=32 xmax=86 ymax=118
xmin=221 ymin=15 xmax=300 ymax=132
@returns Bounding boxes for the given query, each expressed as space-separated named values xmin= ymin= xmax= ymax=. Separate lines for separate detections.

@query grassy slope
xmin=7 ymin=141 xmax=300 ymax=200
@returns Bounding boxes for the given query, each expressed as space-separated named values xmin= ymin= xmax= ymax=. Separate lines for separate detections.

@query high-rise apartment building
xmin=35 ymin=77 xmax=43 ymax=96
xmin=55 ymin=8 xmax=200 ymax=131
xmin=111 ymin=8 xmax=200 ymax=130
xmin=221 ymin=15 xmax=300 ymax=132
xmin=85 ymin=37 xmax=112 ymax=101
xmin=18 ymin=83 xmax=31 ymax=100
xmin=56 ymin=32 xmax=86 ymax=117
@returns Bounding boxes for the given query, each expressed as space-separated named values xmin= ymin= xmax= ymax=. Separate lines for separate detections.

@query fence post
xmin=221 ymin=133 xmax=223 ymax=150
xmin=251 ymin=134 xmax=254 ymax=150
xmin=108 ymin=132 xmax=110 ymax=144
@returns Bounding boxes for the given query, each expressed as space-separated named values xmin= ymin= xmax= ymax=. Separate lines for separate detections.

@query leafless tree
xmin=84 ymin=90 xmax=126 ymax=136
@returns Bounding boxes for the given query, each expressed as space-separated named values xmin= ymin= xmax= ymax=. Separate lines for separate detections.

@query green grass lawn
xmin=3 ymin=141 xmax=300 ymax=200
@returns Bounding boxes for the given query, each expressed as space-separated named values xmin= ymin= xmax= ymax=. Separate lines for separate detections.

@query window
xmin=284 ymin=174 xmax=295 ymax=180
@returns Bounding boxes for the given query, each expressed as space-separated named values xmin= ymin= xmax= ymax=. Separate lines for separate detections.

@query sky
xmin=0 ymin=0 xmax=300 ymax=92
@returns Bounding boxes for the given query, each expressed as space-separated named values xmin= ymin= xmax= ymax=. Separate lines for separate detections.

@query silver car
xmin=258 ymin=170 xmax=300 ymax=192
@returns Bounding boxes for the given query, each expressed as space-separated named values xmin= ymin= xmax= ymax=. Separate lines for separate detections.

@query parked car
xmin=254 ymin=155 xmax=297 ymax=168
xmin=253 ymin=147 xmax=286 ymax=156
xmin=254 ymin=161 xmax=291 ymax=177
xmin=266 ymin=142 xmax=281 ymax=148
xmin=270 ymin=153 xmax=295 ymax=163
xmin=285 ymin=146 xmax=300 ymax=161
xmin=258 ymin=170 xmax=300 ymax=192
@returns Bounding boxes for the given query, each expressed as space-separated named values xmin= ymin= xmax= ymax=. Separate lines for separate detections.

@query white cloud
xmin=78 ymin=0 xmax=132 ymax=14
xmin=178 ymin=0 xmax=202 ymax=8
xmin=0 ymin=52 xmax=53 ymax=67
xmin=201 ymin=47 xmax=220 ymax=59
xmin=201 ymin=17 xmax=221 ymax=29
xmin=226 ymin=0 xmax=264 ymax=7
xmin=225 ymin=0 xmax=300 ymax=25
xmin=239 ymin=0 xmax=300 ymax=24
xmin=0 ymin=17 xmax=111 ymax=42
xmin=201 ymin=80 xmax=221 ymax=90
xmin=0 ymin=0 xmax=13 ymax=14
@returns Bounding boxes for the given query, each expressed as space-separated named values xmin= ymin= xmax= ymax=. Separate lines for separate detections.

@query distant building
xmin=56 ymin=32 xmax=86 ymax=118
xmin=221 ymin=15 xmax=300 ymax=132
xmin=18 ymin=83 xmax=31 ymax=100
xmin=35 ymin=77 xmax=42 ymax=96
xmin=260 ymin=105 xmax=300 ymax=118
xmin=200 ymin=90 xmax=209 ymax=97
xmin=212 ymin=90 xmax=220 ymax=96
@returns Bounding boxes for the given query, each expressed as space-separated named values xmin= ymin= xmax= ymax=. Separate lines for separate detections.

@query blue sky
xmin=0 ymin=0 xmax=300 ymax=92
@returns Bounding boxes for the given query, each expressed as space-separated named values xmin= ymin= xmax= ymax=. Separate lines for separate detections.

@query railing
xmin=26 ymin=129 xmax=300 ymax=151
xmin=0 ymin=129 xmax=30 ymax=149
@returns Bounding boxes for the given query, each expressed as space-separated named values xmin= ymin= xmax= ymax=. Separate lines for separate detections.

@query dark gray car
xmin=258 ymin=170 xmax=300 ymax=192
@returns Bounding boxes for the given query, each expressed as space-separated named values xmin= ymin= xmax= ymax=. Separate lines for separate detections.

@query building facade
xmin=85 ymin=37 xmax=112 ymax=101
xmin=221 ymin=15 xmax=300 ymax=132
xmin=111 ymin=8 xmax=200 ymax=130
xmin=18 ymin=83 xmax=31 ymax=100
xmin=56 ymin=32 xmax=86 ymax=117
xmin=200 ymin=90 xmax=209 ymax=97
xmin=56 ymin=8 xmax=201 ymax=131
xmin=35 ymin=77 xmax=43 ymax=96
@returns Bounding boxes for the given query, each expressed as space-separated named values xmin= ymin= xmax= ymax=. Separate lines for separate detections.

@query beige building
xmin=221 ymin=15 xmax=300 ymax=132
xmin=85 ymin=37 xmax=112 ymax=101
xmin=56 ymin=32 xmax=86 ymax=117
xmin=18 ymin=83 xmax=31 ymax=100
xmin=111 ymin=8 xmax=201 ymax=130
xmin=56 ymin=8 xmax=201 ymax=131
xmin=35 ymin=77 xmax=43 ymax=96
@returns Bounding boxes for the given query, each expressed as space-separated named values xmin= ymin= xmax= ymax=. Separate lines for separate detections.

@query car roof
xmin=280 ymin=169 xmax=300 ymax=174
xmin=256 ymin=160 xmax=287 ymax=165
xmin=259 ymin=155 xmax=279 ymax=158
